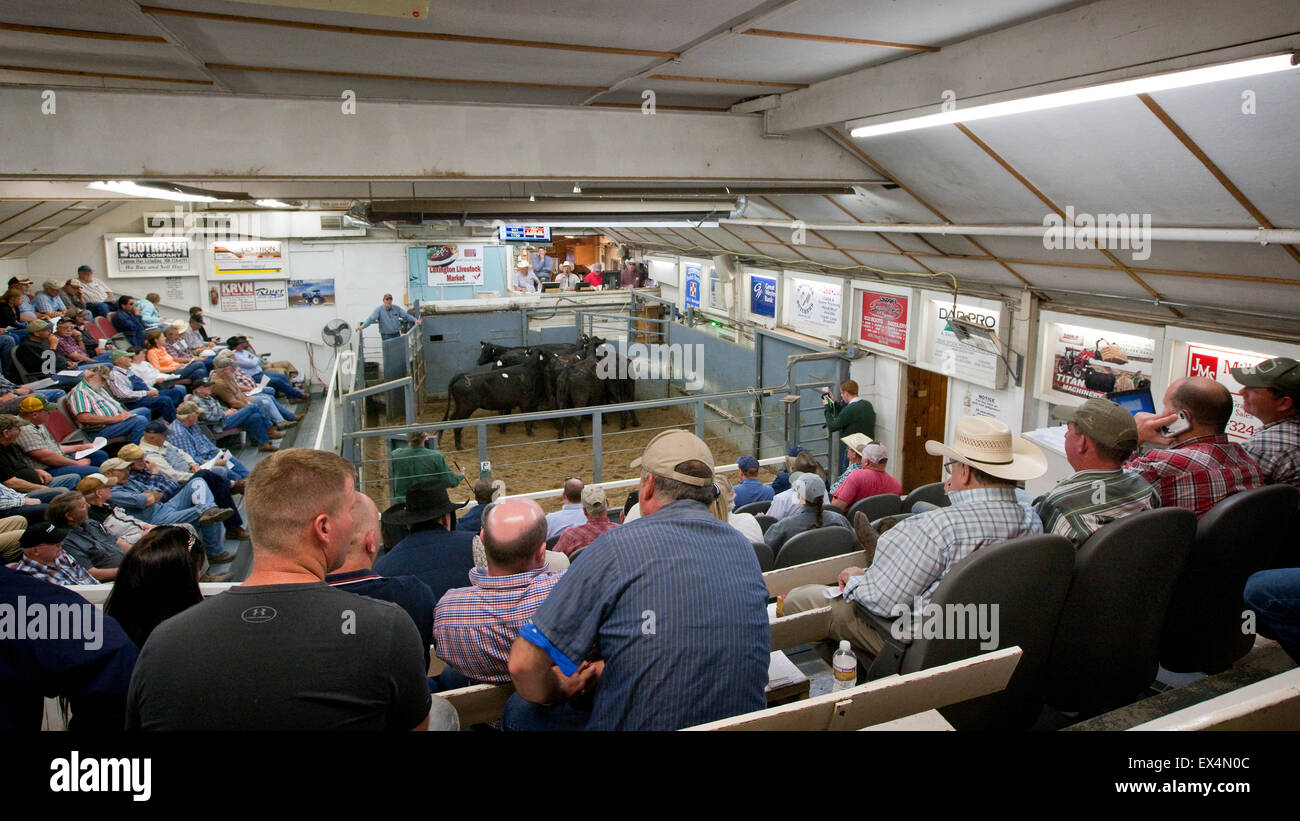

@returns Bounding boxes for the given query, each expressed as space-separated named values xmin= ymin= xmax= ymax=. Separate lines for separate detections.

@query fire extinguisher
xmin=209 ymin=286 xmax=219 ymax=306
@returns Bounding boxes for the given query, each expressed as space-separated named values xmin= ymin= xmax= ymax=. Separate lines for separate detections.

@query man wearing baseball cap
xmin=731 ymin=454 xmax=773 ymax=510
xmin=33 ymin=280 xmax=69 ymax=319
xmin=507 ymin=429 xmax=769 ymax=730
xmin=1232 ymin=357 xmax=1300 ymax=488
xmin=782 ymin=417 xmax=1047 ymax=666
xmin=1034 ymin=398 xmax=1160 ymax=544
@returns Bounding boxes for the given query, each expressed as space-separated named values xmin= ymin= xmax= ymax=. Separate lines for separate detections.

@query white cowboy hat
xmin=515 ymin=258 xmax=531 ymax=269
xmin=840 ymin=432 xmax=873 ymax=456
xmin=924 ymin=417 xmax=1046 ymax=482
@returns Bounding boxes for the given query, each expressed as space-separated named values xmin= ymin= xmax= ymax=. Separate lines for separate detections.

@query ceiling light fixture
xmin=254 ymin=199 xmax=295 ymax=209
xmin=88 ymin=180 xmax=237 ymax=203
xmin=572 ymin=183 xmax=582 ymax=194
xmin=849 ymin=53 xmax=1299 ymax=138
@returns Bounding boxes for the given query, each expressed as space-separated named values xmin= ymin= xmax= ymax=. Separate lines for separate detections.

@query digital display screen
xmin=1107 ymin=388 xmax=1156 ymax=416
xmin=497 ymin=225 xmax=551 ymax=242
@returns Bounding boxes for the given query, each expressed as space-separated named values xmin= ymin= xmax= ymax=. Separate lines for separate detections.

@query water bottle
xmin=831 ymin=640 xmax=857 ymax=692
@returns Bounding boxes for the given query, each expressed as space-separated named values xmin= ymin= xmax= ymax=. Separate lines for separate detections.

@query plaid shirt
xmin=55 ymin=334 xmax=85 ymax=358
xmin=1125 ymin=434 xmax=1265 ymax=519
xmin=433 ymin=567 xmax=561 ymax=683
xmin=1244 ymin=416 xmax=1300 ymax=489
xmin=168 ymin=419 xmax=220 ymax=462
xmin=14 ymin=423 xmax=62 ymax=472
xmin=125 ymin=467 xmax=181 ymax=501
xmin=139 ymin=440 xmax=197 ymax=482
xmin=10 ymin=552 xmax=98 ymax=586
xmin=163 ymin=338 xmax=191 ymax=361
xmin=180 ymin=328 xmax=208 ymax=352
xmin=192 ymin=393 xmax=231 ymax=426
xmin=67 ymin=380 xmax=127 ymax=420
xmin=553 ymin=513 xmax=618 ymax=556
xmin=829 ymin=463 xmax=860 ymax=495
xmin=843 ymin=487 xmax=1043 ymax=619
xmin=1034 ymin=469 xmax=1160 ymax=545
xmin=105 ymin=366 xmax=149 ymax=401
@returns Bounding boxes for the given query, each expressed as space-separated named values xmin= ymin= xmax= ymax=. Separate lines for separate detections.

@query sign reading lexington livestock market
xmin=427 ymin=245 xmax=485 ymax=286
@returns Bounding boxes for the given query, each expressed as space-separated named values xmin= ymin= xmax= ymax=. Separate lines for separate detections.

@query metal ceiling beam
xmin=766 ymin=0 xmax=1300 ymax=133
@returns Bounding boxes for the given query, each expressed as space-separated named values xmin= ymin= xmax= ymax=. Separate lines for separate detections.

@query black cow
xmin=477 ymin=339 xmax=582 ymax=369
xmin=440 ymin=350 xmax=547 ymax=450
xmin=552 ymin=340 xmax=640 ymax=439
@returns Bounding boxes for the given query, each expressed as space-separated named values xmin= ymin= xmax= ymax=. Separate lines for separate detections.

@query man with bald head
xmin=1125 ymin=376 xmax=1265 ymax=518
xmin=545 ymin=476 xmax=587 ymax=540
xmin=327 ymin=491 xmax=437 ymax=670
xmin=434 ymin=498 xmax=562 ymax=688
xmin=127 ymin=449 xmax=435 ymax=730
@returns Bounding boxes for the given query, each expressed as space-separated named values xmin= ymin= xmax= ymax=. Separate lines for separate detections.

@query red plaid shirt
xmin=432 ymin=567 xmax=561 ymax=684
xmin=553 ymin=513 xmax=618 ymax=557
xmin=1124 ymin=434 xmax=1265 ymax=519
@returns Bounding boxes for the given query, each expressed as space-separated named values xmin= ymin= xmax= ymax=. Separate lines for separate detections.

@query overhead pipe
xmin=719 ymin=217 xmax=1300 ymax=245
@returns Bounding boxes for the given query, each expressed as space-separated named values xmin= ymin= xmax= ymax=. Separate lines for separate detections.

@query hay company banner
xmin=858 ymin=290 xmax=909 ymax=351
xmin=1047 ymin=324 xmax=1155 ymax=401
xmin=111 ymin=237 xmax=193 ymax=276
xmin=427 ymin=245 xmax=485 ymax=286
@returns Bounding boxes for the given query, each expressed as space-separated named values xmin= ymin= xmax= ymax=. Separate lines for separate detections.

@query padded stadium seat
xmin=774 ymin=526 xmax=859 ymax=569
xmin=755 ymin=514 xmax=777 ymax=533
xmin=45 ymin=402 xmax=87 ymax=445
xmin=752 ymin=541 xmax=775 ymax=572
xmin=847 ymin=493 xmax=902 ymax=523
xmin=10 ymin=348 xmax=35 ymax=384
xmin=97 ymin=315 xmax=117 ymax=339
xmin=902 ymin=482 xmax=949 ymax=511
xmin=861 ymin=534 xmax=1075 ymax=731
xmin=84 ymin=322 xmax=107 ymax=341
xmin=1160 ymin=484 xmax=1300 ymax=674
xmin=735 ymin=500 xmax=771 ymax=515
xmin=871 ymin=511 xmax=914 ymax=530
xmin=1045 ymin=507 xmax=1197 ymax=715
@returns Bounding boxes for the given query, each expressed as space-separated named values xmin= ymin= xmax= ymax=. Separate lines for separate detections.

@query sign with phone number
xmin=1185 ymin=344 xmax=1271 ymax=443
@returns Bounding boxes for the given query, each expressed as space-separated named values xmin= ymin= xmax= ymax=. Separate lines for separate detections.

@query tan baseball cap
xmin=117 ymin=444 xmax=146 ymax=462
xmin=580 ymin=485 xmax=607 ymax=507
xmin=100 ymin=458 xmax=131 ymax=473
xmin=630 ymin=429 xmax=715 ymax=487
xmin=1057 ymin=398 xmax=1138 ymax=451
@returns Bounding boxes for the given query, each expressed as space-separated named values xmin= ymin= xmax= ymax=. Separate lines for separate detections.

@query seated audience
xmin=781 ymin=417 xmax=1046 ymax=664
xmin=46 ymin=491 xmax=126 ymax=582
xmin=391 ymin=430 xmax=460 ymax=501
xmin=67 ymin=366 xmax=150 ymax=441
xmin=180 ymin=314 xmax=215 ymax=354
xmin=61 ymin=279 xmax=86 ymax=314
xmin=327 ymin=492 xmax=437 ymax=670
xmin=436 ymin=498 xmax=562 ymax=691
xmin=0 ymin=562 xmax=137 ymax=730
xmin=101 ymin=455 xmax=236 ymax=570
xmin=1125 ymin=377 xmax=1265 ymax=518
xmin=111 ymin=295 xmax=147 ymax=348
xmin=375 ymin=479 xmax=475 ymax=604
xmin=188 ymin=306 xmax=220 ymax=344
xmin=769 ymin=445 xmax=805 ymax=495
xmin=104 ymin=350 xmax=181 ymax=422
xmin=211 ymin=353 xmax=299 ymax=427
xmin=144 ymin=329 xmax=205 ymax=381
xmin=126 ymin=448 xmax=446 ymax=730
xmin=161 ymin=323 xmax=210 ymax=372
xmin=0 ymin=415 xmax=81 ymax=499
xmin=731 ymin=454 xmax=773 ymax=509
xmin=507 ymin=429 xmax=769 ymax=731
xmin=168 ymin=402 xmax=252 ymax=481
xmin=1034 ymin=398 xmax=1159 ymax=544
xmin=136 ymin=292 xmax=163 ymax=328
xmin=103 ymin=524 xmax=204 ymax=650
xmin=136 ymin=421 xmax=248 ymax=541
xmin=830 ymin=442 xmax=902 ymax=511
xmin=126 ymin=346 xmax=171 ymax=389
xmin=456 ymin=477 xmax=502 ymax=533
xmin=0 ymin=369 xmax=65 ymax=416
xmin=52 ymin=318 xmax=94 ymax=365
xmin=76 ymin=266 xmax=114 ymax=318
xmin=764 ymin=473 xmax=851 ymax=553
xmin=15 ymin=319 xmax=64 ymax=378
xmin=828 ymin=434 xmax=873 ymax=495
xmin=0 ymin=482 xmax=50 ymax=529
xmin=1244 ymin=568 xmax=1300 ymax=663
xmin=710 ymin=473 xmax=763 ymax=543
xmin=769 ymin=451 xmax=829 ymax=520
xmin=553 ymin=486 xmax=618 ymax=557
xmin=226 ymin=336 xmax=305 ymax=402
xmin=189 ymin=379 xmax=282 ymax=453
xmin=545 ymin=477 xmax=587 ymax=540
xmin=1232 ymin=357 xmax=1300 ymax=488
xmin=33 ymin=280 xmax=69 ymax=319
xmin=9 ymin=522 xmax=95 ymax=586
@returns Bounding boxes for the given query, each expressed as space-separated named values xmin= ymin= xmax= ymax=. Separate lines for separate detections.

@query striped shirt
xmin=433 ymin=567 xmax=561 ymax=684
xmin=526 ymin=499 xmax=770 ymax=730
xmin=104 ymin=366 xmax=148 ymax=401
xmin=844 ymin=487 xmax=1043 ymax=619
xmin=1034 ymin=469 xmax=1160 ymax=545
xmin=553 ymin=513 xmax=618 ymax=556
xmin=10 ymin=552 xmax=98 ymax=586
xmin=1124 ymin=434 xmax=1265 ymax=519
xmin=67 ymin=380 xmax=127 ymax=420
xmin=78 ymin=277 xmax=109 ymax=304
xmin=1244 ymin=416 xmax=1300 ymax=489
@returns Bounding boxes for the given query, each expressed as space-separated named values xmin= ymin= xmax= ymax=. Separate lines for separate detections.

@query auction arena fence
xmin=317 ymin=290 xmax=857 ymax=508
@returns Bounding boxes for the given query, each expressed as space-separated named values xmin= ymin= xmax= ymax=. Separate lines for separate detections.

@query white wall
xmin=24 ymin=202 xmax=412 ymax=385
xmin=0 ymin=258 xmax=27 ymax=278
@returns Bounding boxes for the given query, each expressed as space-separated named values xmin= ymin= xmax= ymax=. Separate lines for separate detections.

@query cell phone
xmin=1158 ymin=410 xmax=1191 ymax=438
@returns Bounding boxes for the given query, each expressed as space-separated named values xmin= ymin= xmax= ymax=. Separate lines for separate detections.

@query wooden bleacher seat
xmin=684 ymin=647 xmax=1022 ymax=731
xmin=1127 ymin=667 xmax=1300 ymax=731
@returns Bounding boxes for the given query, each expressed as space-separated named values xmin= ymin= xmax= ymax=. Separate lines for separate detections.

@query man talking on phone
xmin=1122 ymin=376 xmax=1264 ymax=518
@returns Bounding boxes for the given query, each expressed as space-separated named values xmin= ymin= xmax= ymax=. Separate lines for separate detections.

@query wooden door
xmin=900 ymin=365 xmax=949 ymax=492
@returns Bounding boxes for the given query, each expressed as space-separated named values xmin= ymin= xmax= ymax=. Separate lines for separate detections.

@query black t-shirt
xmin=126 ymin=582 xmax=432 ymax=731
xmin=0 ymin=444 xmax=41 ymax=485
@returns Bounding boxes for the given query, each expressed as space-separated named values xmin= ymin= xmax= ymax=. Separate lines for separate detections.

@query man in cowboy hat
xmin=375 ymin=478 xmax=474 ymax=604
xmin=552 ymin=261 xmax=580 ymax=291
xmin=830 ymin=440 xmax=902 ymax=512
xmin=511 ymin=258 xmax=540 ymax=293
xmin=782 ymin=416 xmax=1047 ymax=665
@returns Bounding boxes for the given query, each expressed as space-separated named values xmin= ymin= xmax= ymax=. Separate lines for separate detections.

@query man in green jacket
xmin=391 ymin=431 xmax=462 ymax=500
xmin=823 ymin=379 xmax=875 ymax=472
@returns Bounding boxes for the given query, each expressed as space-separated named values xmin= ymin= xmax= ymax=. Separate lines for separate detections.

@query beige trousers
xmin=0 ymin=515 xmax=30 ymax=562
xmin=783 ymin=584 xmax=888 ymax=664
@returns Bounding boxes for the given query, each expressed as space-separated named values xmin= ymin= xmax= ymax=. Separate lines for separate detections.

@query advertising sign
xmin=109 ymin=237 xmax=193 ymax=277
xmin=684 ymin=262 xmax=702 ymax=308
xmin=427 ymin=245 xmax=485 ymax=286
xmin=288 ymin=279 xmax=336 ymax=306
xmin=919 ymin=300 xmax=1003 ymax=388
xmin=254 ymin=281 xmax=288 ymax=311
xmin=749 ymin=274 xmax=776 ymax=318
xmin=213 ymin=240 xmax=285 ymax=275
xmin=858 ymin=290 xmax=909 ymax=351
xmin=1046 ymin=324 xmax=1156 ymax=401
xmin=218 ymin=281 xmax=255 ymax=312
xmin=788 ymin=276 xmax=843 ymax=336
xmin=1185 ymin=343 xmax=1272 ymax=441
